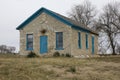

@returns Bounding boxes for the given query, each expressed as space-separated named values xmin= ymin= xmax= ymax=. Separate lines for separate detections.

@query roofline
xmin=16 ymin=7 xmax=98 ymax=35
xmin=16 ymin=7 xmax=73 ymax=30
xmin=72 ymin=25 xmax=98 ymax=35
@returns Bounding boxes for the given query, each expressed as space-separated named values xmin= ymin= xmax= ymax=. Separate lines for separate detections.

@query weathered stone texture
xmin=19 ymin=12 xmax=98 ymax=56
xmin=20 ymin=13 xmax=72 ymax=56
xmin=71 ymin=29 xmax=98 ymax=56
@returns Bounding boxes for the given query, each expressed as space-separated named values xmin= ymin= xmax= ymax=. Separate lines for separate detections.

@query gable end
xmin=16 ymin=7 xmax=73 ymax=30
xmin=16 ymin=7 xmax=98 ymax=35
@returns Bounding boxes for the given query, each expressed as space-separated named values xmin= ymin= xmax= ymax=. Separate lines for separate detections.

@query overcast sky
xmin=0 ymin=0 xmax=119 ymax=52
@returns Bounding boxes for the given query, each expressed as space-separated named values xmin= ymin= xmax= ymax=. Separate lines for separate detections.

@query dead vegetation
xmin=0 ymin=54 xmax=120 ymax=80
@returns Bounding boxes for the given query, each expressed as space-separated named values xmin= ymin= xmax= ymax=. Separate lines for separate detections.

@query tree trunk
xmin=108 ymin=33 xmax=116 ymax=55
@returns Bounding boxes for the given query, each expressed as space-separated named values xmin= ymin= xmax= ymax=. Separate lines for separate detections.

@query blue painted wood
xmin=40 ymin=36 xmax=48 ymax=54
xmin=16 ymin=7 xmax=98 ymax=35
xmin=16 ymin=7 xmax=72 ymax=30
xmin=78 ymin=32 xmax=82 ymax=49
xmin=92 ymin=36 xmax=95 ymax=54
xmin=86 ymin=34 xmax=88 ymax=49
xmin=26 ymin=34 xmax=33 ymax=50
xmin=56 ymin=32 xmax=63 ymax=50
xmin=72 ymin=26 xmax=90 ymax=34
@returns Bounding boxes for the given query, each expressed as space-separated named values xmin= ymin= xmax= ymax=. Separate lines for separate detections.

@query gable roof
xmin=16 ymin=7 xmax=98 ymax=35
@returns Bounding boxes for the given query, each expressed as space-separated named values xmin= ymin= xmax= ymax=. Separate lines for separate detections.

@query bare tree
xmin=7 ymin=46 xmax=16 ymax=53
xmin=98 ymin=32 xmax=110 ymax=54
xmin=96 ymin=2 xmax=120 ymax=55
xmin=68 ymin=0 xmax=96 ymax=28
xmin=0 ymin=45 xmax=16 ymax=54
xmin=116 ymin=45 xmax=120 ymax=54
xmin=109 ymin=2 xmax=120 ymax=30
xmin=0 ymin=45 xmax=7 ymax=53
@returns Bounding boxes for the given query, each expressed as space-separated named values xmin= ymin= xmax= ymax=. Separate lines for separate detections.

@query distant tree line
xmin=0 ymin=45 xmax=16 ymax=54
xmin=68 ymin=0 xmax=120 ymax=55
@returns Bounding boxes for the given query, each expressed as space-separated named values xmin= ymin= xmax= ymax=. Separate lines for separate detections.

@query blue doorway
xmin=40 ymin=36 xmax=48 ymax=54
xmin=92 ymin=36 xmax=94 ymax=54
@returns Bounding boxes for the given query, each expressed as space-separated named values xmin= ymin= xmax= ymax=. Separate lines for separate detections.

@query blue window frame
xmin=26 ymin=34 xmax=33 ymax=50
xmin=56 ymin=32 xmax=63 ymax=50
xmin=78 ymin=32 xmax=82 ymax=49
xmin=92 ymin=36 xmax=95 ymax=54
xmin=86 ymin=34 xmax=88 ymax=49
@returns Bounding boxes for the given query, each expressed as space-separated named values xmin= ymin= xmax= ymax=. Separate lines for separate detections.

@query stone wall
xmin=19 ymin=13 xmax=72 ymax=56
xmin=71 ymin=29 xmax=98 ymax=56
xmin=19 ymin=12 xmax=98 ymax=56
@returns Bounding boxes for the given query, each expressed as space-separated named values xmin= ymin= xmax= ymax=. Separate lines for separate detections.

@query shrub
xmin=61 ymin=54 xmax=65 ymax=57
xmin=53 ymin=52 xmax=60 ymax=57
xmin=67 ymin=66 xmax=76 ymax=73
xmin=27 ymin=51 xmax=38 ymax=58
xmin=65 ymin=53 xmax=71 ymax=57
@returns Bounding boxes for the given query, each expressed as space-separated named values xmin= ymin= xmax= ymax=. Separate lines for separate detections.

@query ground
xmin=0 ymin=54 xmax=120 ymax=80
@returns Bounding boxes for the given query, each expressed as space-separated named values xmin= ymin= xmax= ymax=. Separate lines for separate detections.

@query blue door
xmin=40 ymin=36 xmax=48 ymax=54
xmin=92 ymin=36 xmax=94 ymax=54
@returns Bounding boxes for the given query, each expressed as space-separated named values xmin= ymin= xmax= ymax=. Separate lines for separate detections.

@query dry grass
xmin=0 ymin=54 xmax=120 ymax=80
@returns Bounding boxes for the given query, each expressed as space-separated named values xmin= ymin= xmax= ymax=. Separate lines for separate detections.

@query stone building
xmin=16 ymin=7 xmax=98 ymax=56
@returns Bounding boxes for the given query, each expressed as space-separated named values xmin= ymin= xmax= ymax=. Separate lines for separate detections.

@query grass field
xmin=0 ymin=54 xmax=120 ymax=80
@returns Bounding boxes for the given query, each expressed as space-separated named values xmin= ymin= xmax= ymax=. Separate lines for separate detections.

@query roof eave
xmin=16 ymin=7 xmax=73 ymax=30
xmin=16 ymin=7 xmax=98 ymax=36
xmin=72 ymin=25 xmax=98 ymax=35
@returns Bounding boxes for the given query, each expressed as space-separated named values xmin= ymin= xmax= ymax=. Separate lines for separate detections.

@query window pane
xmin=78 ymin=32 xmax=81 ymax=48
xmin=86 ymin=34 xmax=88 ymax=49
xmin=27 ymin=34 xmax=33 ymax=50
xmin=56 ymin=32 xmax=63 ymax=49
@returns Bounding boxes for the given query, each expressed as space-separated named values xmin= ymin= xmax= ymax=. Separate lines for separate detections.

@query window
xmin=86 ymin=34 xmax=88 ymax=49
xmin=56 ymin=32 xmax=63 ymax=50
xmin=26 ymin=34 xmax=33 ymax=50
xmin=78 ymin=32 xmax=82 ymax=49
xmin=92 ymin=36 xmax=95 ymax=54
